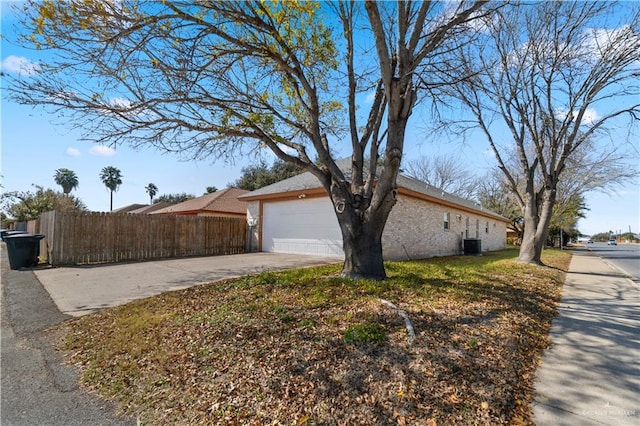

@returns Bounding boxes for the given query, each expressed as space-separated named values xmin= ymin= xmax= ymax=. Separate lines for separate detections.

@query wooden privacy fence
xmin=39 ymin=210 xmax=246 ymax=266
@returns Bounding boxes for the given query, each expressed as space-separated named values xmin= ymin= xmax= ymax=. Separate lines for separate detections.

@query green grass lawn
xmin=58 ymin=248 xmax=571 ymax=425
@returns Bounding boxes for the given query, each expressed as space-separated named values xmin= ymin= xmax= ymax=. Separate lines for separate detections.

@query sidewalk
xmin=533 ymin=248 xmax=639 ymax=425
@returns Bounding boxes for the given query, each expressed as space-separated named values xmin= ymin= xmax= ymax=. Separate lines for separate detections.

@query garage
xmin=262 ymin=197 xmax=344 ymax=257
xmin=240 ymin=161 xmax=509 ymax=260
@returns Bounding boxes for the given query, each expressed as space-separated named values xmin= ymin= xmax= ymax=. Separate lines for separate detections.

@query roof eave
xmin=240 ymin=187 xmax=327 ymax=202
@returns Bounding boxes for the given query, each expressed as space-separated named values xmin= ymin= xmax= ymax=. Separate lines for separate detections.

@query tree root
xmin=379 ymin=299 xmax=415 ymax=343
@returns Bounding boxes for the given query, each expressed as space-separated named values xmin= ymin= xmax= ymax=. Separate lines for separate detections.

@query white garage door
xmin=262 ymin=197 xmax=344 ymax=257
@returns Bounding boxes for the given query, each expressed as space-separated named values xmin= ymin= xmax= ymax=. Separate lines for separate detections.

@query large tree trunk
xmin=330 ymin=174 xmax=396 ymax=280
xmin=340 ymin=215 xmax=387 ymax=280
xmin=518 ymin=189 xmax=556 ymax=265
xmin=518 ymin=195 xmax=541 ymax=264
xmin=329 ymin=111 xmax=406 ymax=280
xmin=535 ymin=189 xmax=557 ymax=253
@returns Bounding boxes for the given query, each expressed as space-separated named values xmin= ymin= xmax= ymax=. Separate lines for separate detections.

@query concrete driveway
xmin=35 ymin=253 xmax=339 ymax=317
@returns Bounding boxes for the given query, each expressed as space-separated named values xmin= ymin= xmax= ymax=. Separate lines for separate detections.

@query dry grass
xmin=57 ymin=248 xmax=571 ymax=425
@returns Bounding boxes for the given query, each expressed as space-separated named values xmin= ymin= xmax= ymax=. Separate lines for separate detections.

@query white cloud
xmin=66 ymin=147 xmax=81 ymax=157
xmin=581 ymin=108 xmax=601 ymax=125
xmin=109 ymin=97 xmax=132 ymax=110
xmin=506 ymin=23 xmax=640 ymax=73
xmin=89 ymin=145 xmax=116 ymax=157
xmin=1 ymin=55 xmax=41 ymax=76
xmin=555 ymin=107 xmax=601 ymax=126
xmin=580 ymin=25 xmax=639 ymax=61
xmin=99 ymin=96 xmax=144 ymax=119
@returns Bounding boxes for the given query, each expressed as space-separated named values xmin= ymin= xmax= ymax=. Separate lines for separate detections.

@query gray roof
xmin=128 ymin=202 xmax=173 ymax=214
xmin=239 ymin=167 xmax=326 ymax=198
xmin=239 ymin=159 xmax=507 ymax=221
xmin=110 ymin=203 xmax=147 ymax=213
xmin=396 ymin=173 xmax=495 ymax=215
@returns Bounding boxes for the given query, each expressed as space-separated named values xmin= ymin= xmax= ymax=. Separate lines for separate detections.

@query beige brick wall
xmin=382 ymin=195 xmax=507 ymax=260
xmin=248 ymin=195 xmax=507 ymax=259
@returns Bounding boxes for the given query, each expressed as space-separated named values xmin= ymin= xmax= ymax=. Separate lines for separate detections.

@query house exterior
xmin=240 ymin=170 xmax=509 ymax=260
xmin=151 ymin=188 xmax=249 ymax=218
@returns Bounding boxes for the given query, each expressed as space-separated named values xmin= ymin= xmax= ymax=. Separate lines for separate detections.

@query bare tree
xmin=475 ymin=168 xmax=524 ymax=240
xmin=477 ymin=130 xmax=638 ymax=247
xmin=437 ymin=1 xmax=640 ymax=264
xmin=405 ymin=155 xmax=479 ymax=199
xmin=7 ymin=0 xmax=492 ymax=279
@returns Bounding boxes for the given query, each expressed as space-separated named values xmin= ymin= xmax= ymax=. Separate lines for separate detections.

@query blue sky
xmin=0 ymin=2 xmax=260 ymax=211
xmin=1 ymin=1 xmax=638 ymax=236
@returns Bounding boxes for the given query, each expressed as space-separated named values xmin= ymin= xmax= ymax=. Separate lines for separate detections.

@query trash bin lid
xmin=3 ymin=233 xmax=45 ymax=240
xmin=3 ymin=231 xmax=30 ymax=238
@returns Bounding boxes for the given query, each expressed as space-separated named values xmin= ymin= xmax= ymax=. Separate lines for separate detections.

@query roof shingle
xmin=239 ymin=160 xmax=507 ymax=221
xmin=151 ymin=188 xmax=248 ymax=215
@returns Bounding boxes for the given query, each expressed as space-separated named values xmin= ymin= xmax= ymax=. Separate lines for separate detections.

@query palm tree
xmin=145 ymin=183 xmax=158 ymax=204
xmin=99 ymin=166 xmax=123 ymax=211
xmin=53 ymin=168 xmax=79 ymax=194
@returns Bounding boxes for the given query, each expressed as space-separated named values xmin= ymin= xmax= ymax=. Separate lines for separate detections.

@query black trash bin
xmin=4 ymin=234 xmax=45 ymax=270
xmin=463 ymin=238 xmax=482 ymax=255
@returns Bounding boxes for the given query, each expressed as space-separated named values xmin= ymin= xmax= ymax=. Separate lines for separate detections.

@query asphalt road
xmin=586 ymin=242 xmax=640 ymax=283
xmin=1 ymin=247 xmax=135 ymax=426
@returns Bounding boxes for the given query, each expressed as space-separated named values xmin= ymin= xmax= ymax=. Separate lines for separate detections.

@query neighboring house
xmin=150 ymin=188 xmax=249 ymax=218
xmin=239 ymin=165 xmax=509 ymax=260
xmin=507 ymin=229 xmax=519 ymax=244
xmin=110 ymin=203 xmax=147 ymax=213
xmin=129 ymin=202 xmax=173 ymax=214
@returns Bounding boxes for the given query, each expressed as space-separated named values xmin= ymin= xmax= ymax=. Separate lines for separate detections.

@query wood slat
xmin=38 ymin=211 xmax=247 ymax=266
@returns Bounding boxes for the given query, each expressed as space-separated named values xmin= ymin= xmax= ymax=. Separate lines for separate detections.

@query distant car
xmin=587 ymin=239 xmax=593 ymax=244
xmin=607 ymin=239 xmax=617 ymax=245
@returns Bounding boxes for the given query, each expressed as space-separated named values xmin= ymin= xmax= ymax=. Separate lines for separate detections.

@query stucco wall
xmin=382 ymin=195 xmax=507 ymax=260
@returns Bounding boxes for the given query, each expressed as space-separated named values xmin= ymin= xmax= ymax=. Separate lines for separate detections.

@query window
xmin=444 ymin=212 xmax=450 ymax=230
xmin=485 ymin=221 xmax=489 ymax=234
xmin=476 ymin=219 xmax=480 ymax=238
